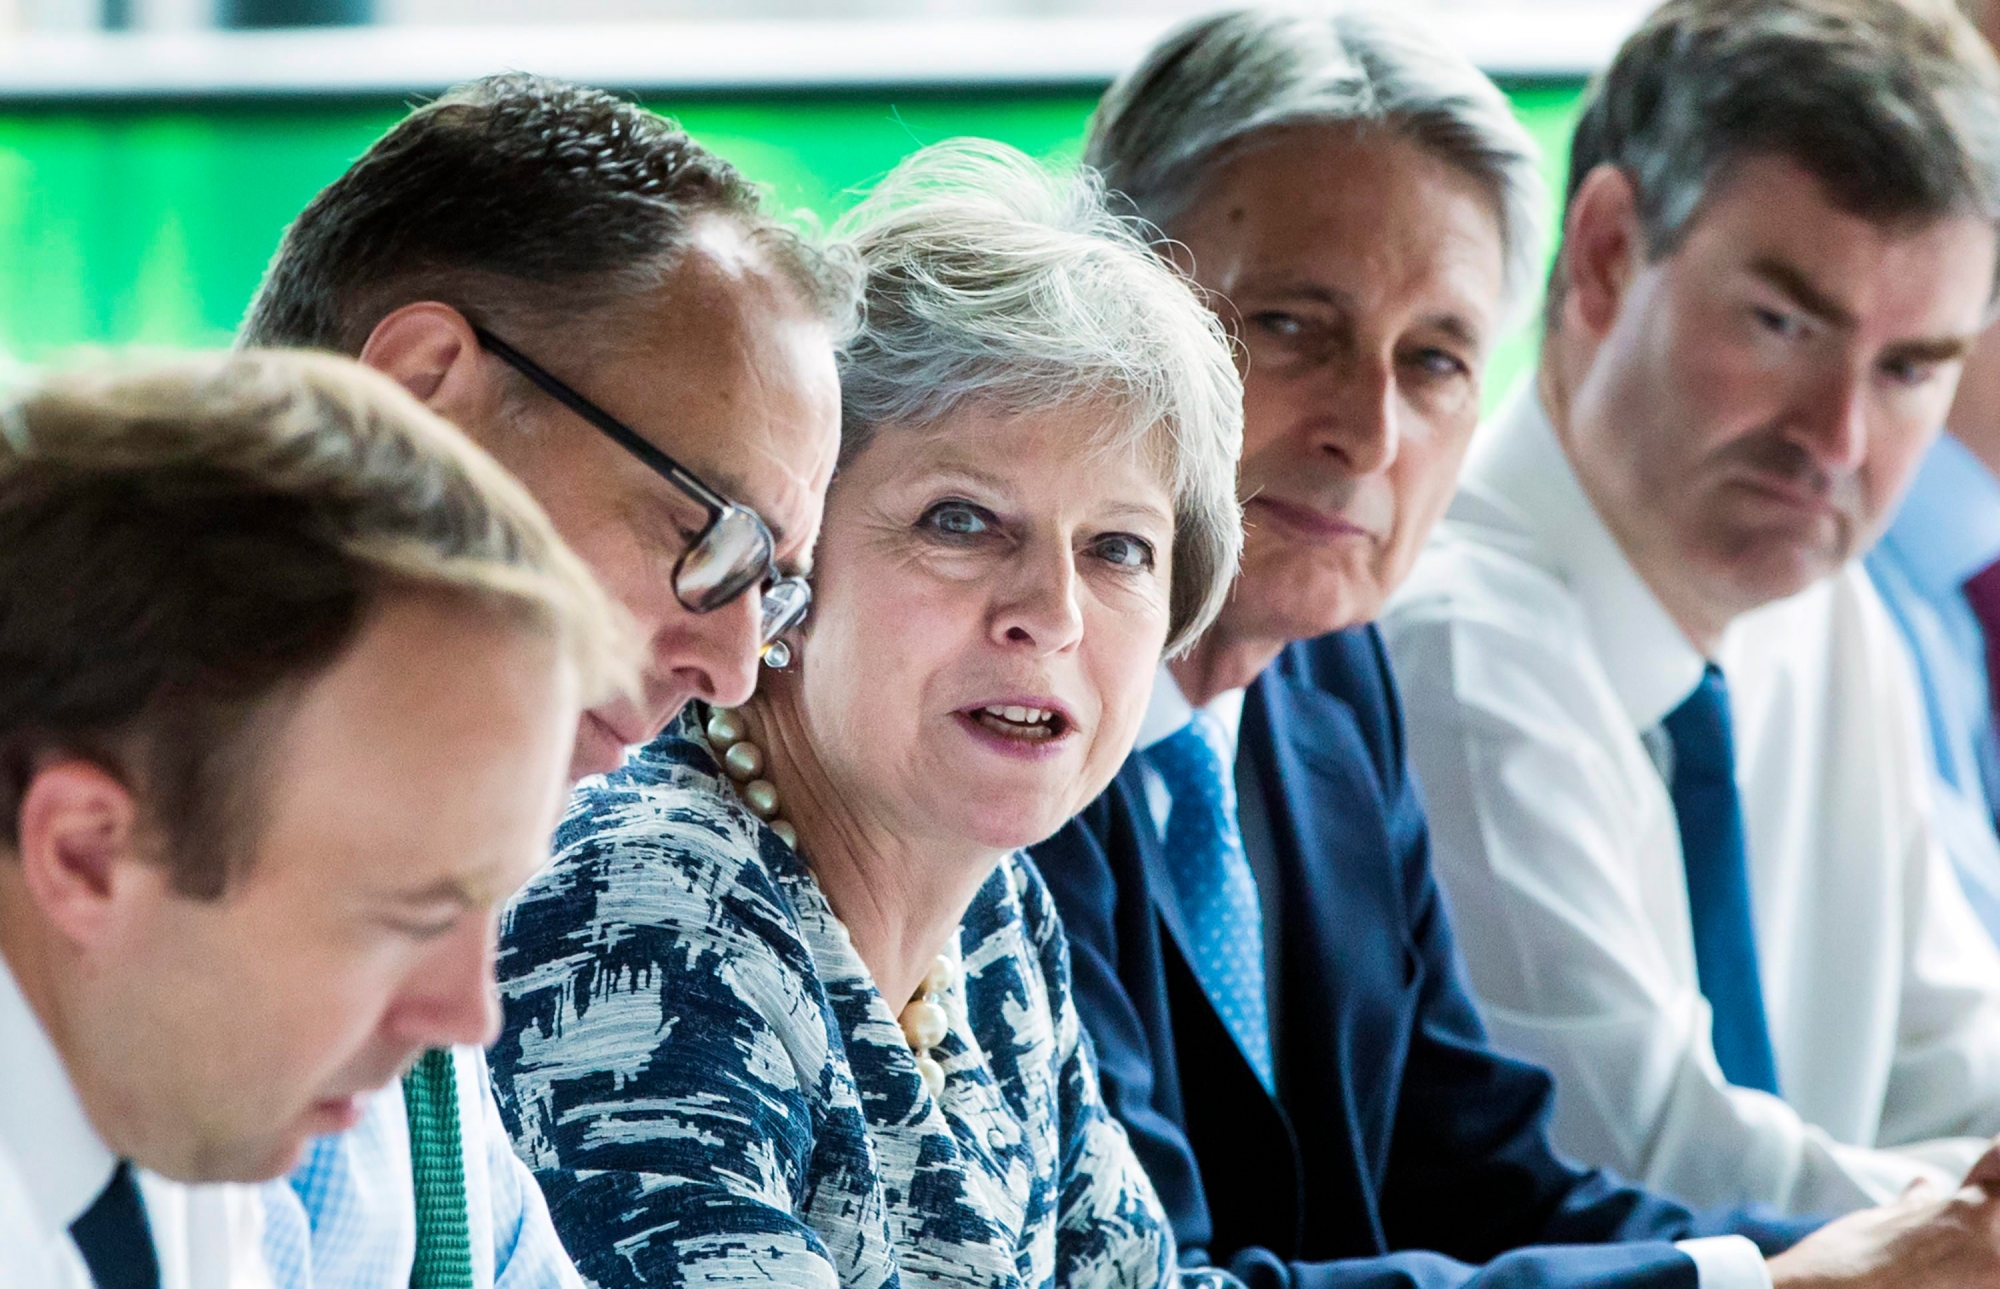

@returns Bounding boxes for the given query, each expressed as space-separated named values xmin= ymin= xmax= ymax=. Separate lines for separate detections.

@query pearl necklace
xmin=703 ymin=705 xmax=956 ymax=1099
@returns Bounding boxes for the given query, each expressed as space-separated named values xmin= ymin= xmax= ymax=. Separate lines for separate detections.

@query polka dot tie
xmin=1147 ymin=712 xmax=1275 ymax=1093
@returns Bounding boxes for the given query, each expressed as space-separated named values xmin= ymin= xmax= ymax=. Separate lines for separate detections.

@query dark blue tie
xmin=1662 ymin=664 xmax=1781 ymax=1095
xmin=69 ymin=1161 xmax=161 ymax=1289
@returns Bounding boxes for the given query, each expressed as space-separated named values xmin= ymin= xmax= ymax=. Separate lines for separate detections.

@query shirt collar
xmin=0 ymin=950 xmax=119 ymax=1238
xmin=1455 ymin=385 xmax=1709 ymax=731
xmin=1136 ymin=664 xmax=1246 ymax=759
xmin=1875 ymin=433 xmax=2000 ymax=599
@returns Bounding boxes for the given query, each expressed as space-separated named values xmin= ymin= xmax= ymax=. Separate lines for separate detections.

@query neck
xmin=1169 ymin=621 xmax=1285 ymax=708
xmin=1539 ymin=343 xmax=1726 ymax=656
xmin=734 ymin=692 xmax=1004 ymax=1009
xmin=0 ymin=883 xmax=126 ymax=1162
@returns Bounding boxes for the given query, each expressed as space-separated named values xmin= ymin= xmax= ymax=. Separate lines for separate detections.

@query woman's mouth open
xmin=968 ymin=704 xmax=1070 ymax=741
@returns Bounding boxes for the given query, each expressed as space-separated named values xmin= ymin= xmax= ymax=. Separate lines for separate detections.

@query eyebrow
xmin=1748 ymin=254 xmax=1978 ymax=363
xmin=1748 ymin=255 xmax=1857 ymax=330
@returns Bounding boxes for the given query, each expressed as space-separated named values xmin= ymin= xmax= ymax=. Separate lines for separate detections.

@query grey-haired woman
xmin=493 ymin=139 xmax=1243 ymax=1288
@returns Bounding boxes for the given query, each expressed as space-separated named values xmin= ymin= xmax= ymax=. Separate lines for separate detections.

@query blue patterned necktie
xmin=1662 ymin=664 xmax=1782 ymax=1095
xmin=1146 ymin=711 xmax=1275 ymax=1092
xmin=69 ymin=1161 xmax=160 ymax=1289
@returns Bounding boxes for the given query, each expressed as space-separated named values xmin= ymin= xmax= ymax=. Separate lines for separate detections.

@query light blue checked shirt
xmin=262 ymin=1045 xmax=583 ymax=1289
xmin=1866 ymin=433 xmax=2000 ymax=944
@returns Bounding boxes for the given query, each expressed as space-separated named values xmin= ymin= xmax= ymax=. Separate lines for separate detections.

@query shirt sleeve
xmin=491 ymin=826 xmax=845 ymax=1289
xmin=1676 ymin=1237 xmax=1771 ymax=1289
xmin=1865 ymin=582 xmax=2000 ymax=1165
xmin=1382 ymin=570 xmax=1963 ymax=1219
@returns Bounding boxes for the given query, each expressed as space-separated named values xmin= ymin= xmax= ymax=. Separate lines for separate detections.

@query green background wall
xmin=0 ymin=81 xmax=1585 ymax=400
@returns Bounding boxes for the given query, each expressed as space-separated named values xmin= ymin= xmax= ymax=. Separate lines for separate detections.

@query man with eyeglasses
xmin=238 ymin=73 xmax=857 ymax=1287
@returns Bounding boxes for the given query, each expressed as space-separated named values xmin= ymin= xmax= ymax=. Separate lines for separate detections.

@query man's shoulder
xmin=1387 ymin=520 xmax=1588 ymax=656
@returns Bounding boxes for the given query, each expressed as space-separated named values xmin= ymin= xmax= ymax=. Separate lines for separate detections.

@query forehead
xmin=242 ymin=594 xmax=574 ymax=901
xmin=595 ymin=221 xmax=843 ymax=556
xmin=1174 ymin=126 xmax=1506 ymax=327
xmin=849 ymin=402 xmax=1173 ymax=515
xmin=1666 ymin=155 xmax=1997 ymax=335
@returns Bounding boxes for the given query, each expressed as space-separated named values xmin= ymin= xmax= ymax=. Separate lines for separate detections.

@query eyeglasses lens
xmin=676 ymin=505 xmax=771 ymax=612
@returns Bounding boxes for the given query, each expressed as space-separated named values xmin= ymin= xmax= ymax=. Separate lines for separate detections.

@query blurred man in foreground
xmin=241 ymin=74 xmax=858 ymax=1286
xmin=1386 ymin=0 xmax=2000 ymax=1220
xmin=0 ymin=351 xmax=633 ymax=1285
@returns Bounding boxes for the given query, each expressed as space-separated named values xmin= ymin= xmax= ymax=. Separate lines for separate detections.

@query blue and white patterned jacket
xmin=492 ymin=712 xmax=1231 ymax=1289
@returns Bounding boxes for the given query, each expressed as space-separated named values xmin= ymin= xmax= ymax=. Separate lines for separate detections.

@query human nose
xmin=991 ymin=537 xmax=1085 ymax=656
xmin=1305 ymin=353 xmax=1401 ymax=476
xmin=388 ymin=918 xmax=503 ymax=1052
xmin=1790 ymin=369 xmax=1869 ymax=474
xmin=660 ymin=587 xmax=762 ymax=710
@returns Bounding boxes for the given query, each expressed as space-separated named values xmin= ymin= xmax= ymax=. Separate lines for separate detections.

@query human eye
xmin=1090 ymin=532 xmax=1157 ymax=570
xmin=1250 ymin=311 xmax=1306 ymax=339
xmin=1751 ymin=304 xmax=1804 ymax=340
xmin=381 ymin=908 xmax=461 ymax=942
xmin=1407 ymin=346 xmax=1470 ymax=381
xmin=917 ymin=499 xmax=996 ymax=541
xmin=1879 ymin=355 xmax=1942 ymax=389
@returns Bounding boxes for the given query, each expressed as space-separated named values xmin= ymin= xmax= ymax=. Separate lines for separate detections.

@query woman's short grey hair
xmin=1085 ymin=7 xmax=1545 ymax=319
xmin=834 ymin=139 xmax=1244 ymax=654
xmin=1565 ymin=0 xmax=2000 ymax=288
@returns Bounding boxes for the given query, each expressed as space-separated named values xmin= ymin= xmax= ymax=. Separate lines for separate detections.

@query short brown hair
xmin=1561 ymin=0 xmax=2000 ymax=291
xmin=0 ymin=349 xmax=637 ymax=897
xmin=238 ymin=73 xmax=857 ymax=356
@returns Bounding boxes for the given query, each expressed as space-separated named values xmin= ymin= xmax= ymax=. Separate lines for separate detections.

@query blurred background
xmin=0 ymin=0 xmax=1650 ymax=399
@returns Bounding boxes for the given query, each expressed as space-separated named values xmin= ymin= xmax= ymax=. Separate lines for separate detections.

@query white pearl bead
xmin=770 ymin=820 xmax=798 ymax=849
xmin=723 ymin=740 xmax=764 ymax=782
xmin=706 ymin=709 xmax=747 ymax=746
xmin=914 ymin=1054 xmax=946 ymax=1100
xmin=743 ymin=779 xmax=780 ymax=819
xmin=900 ymin=999 xmax=948 ymax=1051
xmin=920 ymin=955 xmax=954 ymax=999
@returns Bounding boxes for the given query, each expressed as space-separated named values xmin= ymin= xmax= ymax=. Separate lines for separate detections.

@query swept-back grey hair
xmin=833 ymin=139 xmax=1244 ymax=654
xmin=1086 ymin=6 xmax=1544 ymax=318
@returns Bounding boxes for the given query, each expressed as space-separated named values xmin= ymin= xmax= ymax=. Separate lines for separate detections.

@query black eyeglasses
xmin=472 ymin=326 xmax=810 ymax=651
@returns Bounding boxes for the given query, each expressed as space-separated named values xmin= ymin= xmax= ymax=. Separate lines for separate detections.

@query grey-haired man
xmin=1036 ymin=3 xmax=2000 ymax=1288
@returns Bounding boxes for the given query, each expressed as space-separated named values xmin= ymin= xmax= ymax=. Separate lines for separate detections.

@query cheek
xmin=1238 ymin=366 xmax=1306 ymax=476
xmin=1382 ymin=433 xmax=1472 ymax=580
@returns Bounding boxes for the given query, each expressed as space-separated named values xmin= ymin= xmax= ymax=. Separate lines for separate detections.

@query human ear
xmin=14 ymin=760 xmax=148 ymax=950
xmin=357 ymin=303 xmax=502 ymax=439
xmin=1560 ymin=164 xmax=1644 ymax=340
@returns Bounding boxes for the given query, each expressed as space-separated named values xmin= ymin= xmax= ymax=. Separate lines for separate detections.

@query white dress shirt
xmin=1135 ymin=666 xmax=1770 ymax=1288
xmin=0 ymin=953 xmax=274 ymax=1289
xmin=1381 ymin=388 xmax=2000 ymax=1218
xmin=262 ymin=1045 xmax=583 ymax=1289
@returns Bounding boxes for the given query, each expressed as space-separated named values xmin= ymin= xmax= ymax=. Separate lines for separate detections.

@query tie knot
xmin=1663 ymin=664 xmax=1735 ymax=782
xmin=1147 ymin=712 xmax=1233 ymax=801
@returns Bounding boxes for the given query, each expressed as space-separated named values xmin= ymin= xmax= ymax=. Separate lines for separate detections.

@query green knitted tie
xmin=403 ymin=1048 xmax=473 ymax=1289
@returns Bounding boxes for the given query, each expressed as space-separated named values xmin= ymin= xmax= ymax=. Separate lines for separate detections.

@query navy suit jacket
xmin=1030 ymin=628 xmax=1816 ymax=1289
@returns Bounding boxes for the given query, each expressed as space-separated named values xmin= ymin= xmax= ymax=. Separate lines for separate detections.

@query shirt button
xmin=986 ymin=1127 xmax=1007 ymax=1151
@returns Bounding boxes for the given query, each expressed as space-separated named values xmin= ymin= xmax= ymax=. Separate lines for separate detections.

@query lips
xmin=966 ymin=703 xmax=1070 ymax=742
xmin=1248 ymin=495 xmax=1376 ymax=542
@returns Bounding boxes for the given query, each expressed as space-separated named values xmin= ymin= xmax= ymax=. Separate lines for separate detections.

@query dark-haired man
xmin=0 ymin=351 xmax=634 ymax=1287
xmin=242 ymin=74 xmax=856 ymax=1288
xmin=1386 ymin=0 xmax=2000 ymax=1225
xmin=1034 ymin=2 xmax=2000 ymax=1287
